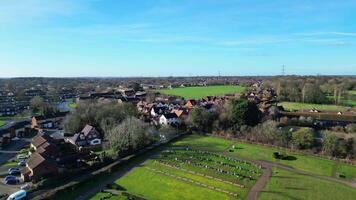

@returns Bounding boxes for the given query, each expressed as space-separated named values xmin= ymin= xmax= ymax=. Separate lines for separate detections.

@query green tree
xmin=106 ymin=117 xmax=153 ymax=155
xmin=292 ymin=128 xmax=315 ymax=149
xmin=231 ymin=99 xmax=261 ymax=127
xmin=188 ymin=107 xmax=216 ymax=132
xmin=30 ymin=96 xmax=44 ymax=114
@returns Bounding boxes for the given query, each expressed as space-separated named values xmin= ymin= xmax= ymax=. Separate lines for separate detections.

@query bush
xmin=292 ymin=128 xmax=315 ymax=149
xmin=346 ymin=123 xmax=356 ymax=134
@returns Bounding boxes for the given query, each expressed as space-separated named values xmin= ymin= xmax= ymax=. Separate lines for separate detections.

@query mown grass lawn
xmin=279 ymin=102 xmax=349 ymax=111
xmin=2 ymin=160 xmax=18 ymax=167
xmin=0 ymin=120 xmax=6 ymax=127
xmin=115 ymin=162 xmax=244 ymax=200
xmin=160 ymin=85 xmax=245 ymax=99
xmin=172 ymin=134 xmax=234 ymax=152
xmin=259 ymin=168 xmax=356 ymax=200
xmin=335 ymin=163 xmax=356 ymax=180
xmin=174 ymin=134 xmax=356 ymax=179
xmin=229 ymin=142 xmax=334 ymax=177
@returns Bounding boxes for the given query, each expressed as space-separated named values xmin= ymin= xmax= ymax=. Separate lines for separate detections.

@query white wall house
xmin=159 ymin=113 xmax=178 ymax=125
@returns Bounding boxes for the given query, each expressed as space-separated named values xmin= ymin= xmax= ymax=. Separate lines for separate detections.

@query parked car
xmin=17 ymin=155 xmax=28 ymax=160
xmin=18 ymin=160 xmax=26 ymax=167
xmin=8 ymin=169 xmax=20 ymax=175
xmin=8 ymin=168 xmax=19 ymax=173
xmin=4 ymin=176 xmax=17 ymax=182
xmin=6 ymin=190 xmax=26 ymax=200
xmin=4 ymin=179 xmax=20 ymax=185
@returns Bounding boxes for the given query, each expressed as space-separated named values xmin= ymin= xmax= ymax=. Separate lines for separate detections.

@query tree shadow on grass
xmin=285 ymin=187 xmax=308 ymax=191
xmin=283 ymin=156 xmax=297 ymax=161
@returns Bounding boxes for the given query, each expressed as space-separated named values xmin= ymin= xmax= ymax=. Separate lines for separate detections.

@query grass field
xmin=175 ymin=135 xmax=356 ymax=178
xmin=160 ymin=85 xmax=245 ymax=99
xmin=259 ymin=168 xmax=356 ymax=200
xmin=113 ymin=147 xmax=260 ymax=200
xmin=86 ymin=134 xmax=356 ymax=200
xmin=279 ymin=101 xmax=349 ymax=112
xmin=0 ymin=120 xmax=5 ymax=127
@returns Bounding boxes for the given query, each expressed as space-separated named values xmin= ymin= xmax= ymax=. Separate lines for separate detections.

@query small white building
xmin=160 ymin=113 xmax=178 ymax=125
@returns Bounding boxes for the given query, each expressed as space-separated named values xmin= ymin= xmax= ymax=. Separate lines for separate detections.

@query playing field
xmin=279 ymin=102 xmax=349 ymax=112
xmin=160 ymin=85 xmax=245 ymax=99
xmin=259 ymin=168 xmax=356 ymax=200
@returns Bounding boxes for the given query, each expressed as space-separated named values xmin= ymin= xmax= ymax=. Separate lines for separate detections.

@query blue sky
xmin=1 ymin=0 xmax=356 ymax=77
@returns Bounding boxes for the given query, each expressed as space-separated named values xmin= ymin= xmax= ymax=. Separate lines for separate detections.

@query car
xmin=4 ymin=175 xmax=17 ymax=182
xmin=17 ymin=160 xmax=26 ymax=167
xmin=7 ymin=190 xmax=26 ymax=200
xmin=8 ymin=170 xmax=20 ymax=175
xmin=16 ymin=155 xmax=28 ymax=160
xmin=4 ymin=179 xmax=20 ymax=185
xmin=8 ymin=168 xmax=19 ymax=173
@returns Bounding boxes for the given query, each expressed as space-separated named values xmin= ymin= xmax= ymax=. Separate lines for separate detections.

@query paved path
xmin=245 ymin=166 xmax=272 ymax=200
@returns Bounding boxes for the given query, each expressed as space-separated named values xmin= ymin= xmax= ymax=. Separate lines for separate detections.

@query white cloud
xmin=295 ymin=32 xmax=356 ymax=37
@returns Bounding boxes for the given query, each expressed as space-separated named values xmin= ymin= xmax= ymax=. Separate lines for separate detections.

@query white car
xmin=7 ymin=190 xmax=26 ymax=200
xmin=90 ymin=139 xmax=101 ymax=146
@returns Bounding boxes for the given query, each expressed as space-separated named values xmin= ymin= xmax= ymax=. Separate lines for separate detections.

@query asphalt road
xmin=0 ymin=139 xmax=29 ymax=166
xmin=0 ymin=139 xmax=29 ymax=195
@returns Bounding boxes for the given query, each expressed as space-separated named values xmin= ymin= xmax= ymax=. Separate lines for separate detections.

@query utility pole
xmin=281 ymin=65 xmax=285 ymax=76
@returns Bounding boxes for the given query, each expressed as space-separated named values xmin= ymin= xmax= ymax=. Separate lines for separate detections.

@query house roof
xmin=37 ymin=142 xmax=60 ymax=157
xmin=81 ymin=124 xmax=94 ymax=136
xmin=172 ymin=109 xmax=184 ymax=118
xmin=27 ymin=152 xmax=46 ymax=170
xmin=152 ymin=106 xmax=167 ymax=114
xmin=163 ymin=113 xmax=178 ymax=119
xmin=31 ymin=134 xmax=52 ymax=148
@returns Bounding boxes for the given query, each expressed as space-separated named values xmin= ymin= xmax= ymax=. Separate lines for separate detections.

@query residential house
xmin=31 ymin=134 xmax=53 ymax=151
xmin=151 ymin=106 xmax=168 ymax=117
xmin=35 ymin=142 xmax=61 ymax=158
xmin=21 ymin=152 xmax=58 ymax=182
xmin=67 ymin=125 xmax=101 ymax=148
xmin=160 ymin=113 xmax=178 ymax=125
xmin=185 ymin=100 xmax=197 ymax=109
